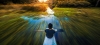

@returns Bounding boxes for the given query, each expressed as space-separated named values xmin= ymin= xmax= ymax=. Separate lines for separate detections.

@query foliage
xmin=75 ymin=1 xmax=91 ymax=7
xmin=0 ymin=0 xmax=99 ymax=7
xmin=57 ymin=1 xmax=91 ymax=7
xmin=0 ymin=0 xmax=33 ymax=4
xmin=21 ymin=5 xmax=47 ymax=12
xmin=87 ymin=0 xmax=98 ymax=6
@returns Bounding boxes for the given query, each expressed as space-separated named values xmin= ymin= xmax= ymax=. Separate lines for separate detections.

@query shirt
xmin=45 ymin=29 xmax=55 ymax=38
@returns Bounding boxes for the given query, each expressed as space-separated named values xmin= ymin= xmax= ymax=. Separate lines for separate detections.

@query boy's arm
xmin=34 ymin=30 xmax=44 ymax=32
xmin=53 ymin=29 xmax=64 ymax=32
xmin=34 ymin=28 xmax=48 ymax=32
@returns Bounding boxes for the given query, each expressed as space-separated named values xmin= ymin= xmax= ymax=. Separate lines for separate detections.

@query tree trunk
xmin=96 ymin=0 xmax=100 ymax=6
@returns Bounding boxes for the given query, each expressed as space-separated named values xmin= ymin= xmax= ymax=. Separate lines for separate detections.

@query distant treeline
xmin=0 ymin=0 xmax=99 ymax=7
xmin=87 ymin=0 xmax=99 ymax=6
xmin=0 ymin=0 xmax=34 ymax=4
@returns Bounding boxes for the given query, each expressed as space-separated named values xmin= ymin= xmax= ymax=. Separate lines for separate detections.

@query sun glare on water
xmin=46 ymin=7 xmax=54 ymax=15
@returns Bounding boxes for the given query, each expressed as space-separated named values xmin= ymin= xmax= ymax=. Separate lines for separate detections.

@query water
xmin=21 ymin=15 xmax=62 ymax=29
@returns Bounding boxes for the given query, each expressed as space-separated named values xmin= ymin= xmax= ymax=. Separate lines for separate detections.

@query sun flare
xmin=38 ymin=0 xmax=54 ymax=15
xmin=46 ymin=7 xmax=54 ymax=15
xmin=38 ymin=0 xmax=48 ymax=2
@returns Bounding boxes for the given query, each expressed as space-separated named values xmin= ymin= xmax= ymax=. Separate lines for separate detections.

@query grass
xmin=0 ymin=7 xmax=100 ymax=45
xmin=54 ymin=7 xmax=100 ymax=45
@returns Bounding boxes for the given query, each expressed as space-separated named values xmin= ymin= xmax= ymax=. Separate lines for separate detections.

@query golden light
xmin=38 ymin=0 xmax=48 ymax=2
xmin=46 ymin=7 xmax=54 ymax=15
xmin=37 ymin=0 xmax=54 ymax=15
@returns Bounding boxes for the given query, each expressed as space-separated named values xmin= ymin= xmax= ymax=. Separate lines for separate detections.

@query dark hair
xmin=48 ymin=23 xmax=53 ymax=29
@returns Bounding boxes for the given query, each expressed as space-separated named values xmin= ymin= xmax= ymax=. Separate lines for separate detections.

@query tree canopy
xmin=0 ymin=0 xmax=99 ymax=7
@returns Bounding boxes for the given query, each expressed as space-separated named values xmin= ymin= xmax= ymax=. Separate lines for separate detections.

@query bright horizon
xmin=38 ymin=0 xmax=48 ymax=2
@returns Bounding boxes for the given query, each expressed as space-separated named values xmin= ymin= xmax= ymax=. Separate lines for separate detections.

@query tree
xmin=96 ymin=0 xmax=100 ymax=6
xmin=87 ymin=0 xmax=98 ymax=6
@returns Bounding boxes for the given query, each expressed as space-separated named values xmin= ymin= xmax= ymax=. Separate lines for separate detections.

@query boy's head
xmin=48 ymin=23 xmax=53 ymax=29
